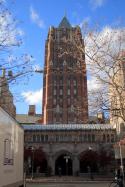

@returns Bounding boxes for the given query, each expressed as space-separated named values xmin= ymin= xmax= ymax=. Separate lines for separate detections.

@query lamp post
xmin=64 ymin=155 xmax=70 ymax=176
xmin=115 ymin=112 xmax=124 ymax=187
xmin=31 ymin=146 xmax=34 ymax=180
xmin=88 ymin=146 xmax=94 ymax=180
xmin=119 ymin=142 xmax=124 ymax=187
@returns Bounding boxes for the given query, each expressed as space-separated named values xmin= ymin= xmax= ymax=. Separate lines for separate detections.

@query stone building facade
xmin=24 ymin=124 xmax=116 ymax=176
xmin=16 ymin=105 xmax=42 ymax=125
xmin=42 ymin=16 xmax=88 ymax=124
xmin=22 ymin=17 xmax=117 ymax=177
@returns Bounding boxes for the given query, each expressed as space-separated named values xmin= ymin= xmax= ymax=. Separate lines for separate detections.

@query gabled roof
xmin=16 ymin=114 xmax=42 ymax=124
xmin=59 ymin=16 xmax=71 ymax=28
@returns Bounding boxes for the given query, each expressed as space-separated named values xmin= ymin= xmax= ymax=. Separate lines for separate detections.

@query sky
xmin=6 ymin=0 xmax=125 ymax=114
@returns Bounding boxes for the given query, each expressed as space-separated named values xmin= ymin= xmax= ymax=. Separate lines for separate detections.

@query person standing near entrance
xmin=58 ymin=167 xmax=62 ymax=177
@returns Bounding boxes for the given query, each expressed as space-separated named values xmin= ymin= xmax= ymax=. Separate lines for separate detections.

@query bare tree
xmin=0 ymin=0 xmax=34 ymax=86
xmin=56 ymin=21 xmax=125 ymax=125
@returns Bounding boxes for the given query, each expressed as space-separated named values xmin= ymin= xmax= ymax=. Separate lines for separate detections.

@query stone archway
xmin=55 ymin=151 xmax=73 ymax=176
xmin=24 ymin=147 xmax=48 ymax=175
xmin=79 ymin=150 xmax=98 ymax=173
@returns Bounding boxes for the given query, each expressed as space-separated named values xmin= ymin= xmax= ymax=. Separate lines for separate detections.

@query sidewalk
xmin=26 ymin=176 xmax=114 ymax=184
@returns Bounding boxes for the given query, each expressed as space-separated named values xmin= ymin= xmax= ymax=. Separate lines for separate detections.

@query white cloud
xmin=79 ymin=17 xmax=90 ymax=28
xmin=22 ymin=89 xmax=42 ymax=105
xmin=30 ymin=6 xmax=45 ymax=28
xmin=87 ymin=77 xmax=101 ymax=91
xmin=0 ymin=0 xmax=6 ymax=3
xmin=90 ymin=0 xmax=106 ymax=9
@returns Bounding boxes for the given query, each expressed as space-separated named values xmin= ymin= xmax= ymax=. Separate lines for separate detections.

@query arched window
xmin=45 ymin=135 xmax=48 ymax=142
xmin=111 ymin=134 xmax=114 ymax=142
xmin=88 ymin=134 xmax=91 ymax=142
xmin=84 ymin=134 xmax=87 ymax=142
xmin=92 ymin=134 xmax=95 ymax=142
xmin=33 ymin=135 xmax=36 ymax=142
xmin=4 ymin=139 xmax=14 ymax=165
xmin=103 ymin=134 xmax=106 ymax=142
xmin=41 ymin=135 xmax=44 ymax=142
xmin=37 ymin=135 xmax=40 ymax=142
xmin=107 ymin=134 xmax=110 ymax=142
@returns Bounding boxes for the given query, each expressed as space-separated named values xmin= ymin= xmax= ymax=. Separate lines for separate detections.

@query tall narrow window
xmin=74 ymin=89 xmax=77 ymax=95
xmin=60 ymin=88 xmax=63 ymax=95
xmin=54 ymin=89 xmax=56 ymax=95
xmin=67 ymin=89 xmax=70 ymax=95
xmin=4 ymin=139 xmax=14 ymax=165
xmin=73 ymin=79 xmax=77 ymax=86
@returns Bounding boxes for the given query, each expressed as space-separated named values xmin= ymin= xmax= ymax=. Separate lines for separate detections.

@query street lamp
xmin=31 ymin=147 xmax=34 ymax=180
xmin=119 ymin=142 xmax=124 ymax=187
xmin=64 ymin=155 xmax=70 ymax=176
xmin=88 ymin=146 xmax=94 ymax=180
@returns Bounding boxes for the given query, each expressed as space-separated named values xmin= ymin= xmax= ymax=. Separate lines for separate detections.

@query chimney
xmin=28 ymin=105 xmax=36 ymax=116
xmin=97 ymin=112 xmax=105 ymax=124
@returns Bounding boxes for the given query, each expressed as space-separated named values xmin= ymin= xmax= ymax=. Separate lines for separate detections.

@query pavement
xmin=26 ymin=176 xmax=113 ymax=184
xmin=26 ymin=181 xmax=111 ymax=187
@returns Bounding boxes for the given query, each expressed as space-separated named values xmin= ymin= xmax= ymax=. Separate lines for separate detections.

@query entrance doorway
xmin=55 ymin=154 xmax=72 ymax=176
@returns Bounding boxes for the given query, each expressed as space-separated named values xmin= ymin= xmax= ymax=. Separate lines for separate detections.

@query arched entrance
xmin=24 ymin=147 xmax=48 ymax=174
xmin=55 ymin=153 xmax=72 ymax=176
xmin=80 ymin=150 xmax=98 ymax=173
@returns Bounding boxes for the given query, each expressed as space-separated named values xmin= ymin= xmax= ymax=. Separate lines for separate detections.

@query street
xmin=26 ymin=182 xmax=110 ymax=187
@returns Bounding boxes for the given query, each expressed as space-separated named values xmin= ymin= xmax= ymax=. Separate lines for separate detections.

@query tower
xmin=42 ymin=16 xmax=88 ymax=124
xmin=0 ymin=69 xmax=16 ymax=118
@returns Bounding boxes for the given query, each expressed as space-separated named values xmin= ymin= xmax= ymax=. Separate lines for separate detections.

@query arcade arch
xmin=79 ymin=149 xmax=98 ymax=173
xmin=54 ymin=150 xmax=73 ymax=176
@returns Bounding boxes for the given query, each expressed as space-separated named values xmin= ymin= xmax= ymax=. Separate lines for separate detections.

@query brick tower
xmin=42 ymin=16 xmax=88 ymax=124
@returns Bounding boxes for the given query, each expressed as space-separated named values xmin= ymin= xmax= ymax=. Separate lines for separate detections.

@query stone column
xmin=48 ymin=154 xmax=55 ymax=175
xmin=73 ymin=154 xmax=79 ymax=176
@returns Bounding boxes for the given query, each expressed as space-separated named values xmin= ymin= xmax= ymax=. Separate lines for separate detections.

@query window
xmin=45 ymin=135 xmax=48 ymax=141
xmin=54 ymin=89 xmax=56 ymax=95
xmin=68 ymin=98 xmax=70 ymax=105
xmin=53 ymin=98 xmax=56 ymax=105
xmin=88 ymin=134 xmax=91 ymax=142
xmin=103 ymin=134 xmax=106 ymax=142
xmin=111 ymin=134 xmax=114 ymax=142
xmin=68 ymin=79 xmax=70 ymax=86
xmin=60 ymin=89 xmax=63 ymax=95
xmin=60 ymin=98 xmax=63 ymax=105
xmin=74 ymin=89 xmax=77 ymax=95
xmin=4 ymin=139 xmax=14 ymax=165
xmin=92 ymin=134 xmax=95 ymax=142
xmin=107 ymin=134 xmax=110 ymax=142
xmin=68 ymin=89 xmax=70 ymax=95
xmin=41 ymin=135 xmax=44 ymax=142
xmin=79 ymin=135 xmax=82 ymax=142
xmin=33 ymin=135 xmax=36 ymax=142
xmin=54 ymin=80 xmax=56 ymax=86
xmin=73 ymin=79 xmax=77 ymax=86
xmin=84 ymin=134 xmax=87 ymax=142
xmin=37 ymin=135 xmax=40 ymax=142
xmin=60 ymin=77 xmax=63 ymax=85
xmin=56 ymin=135 xmax=59 ymax=142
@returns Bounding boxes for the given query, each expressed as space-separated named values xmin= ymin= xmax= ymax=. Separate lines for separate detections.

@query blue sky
xmin=8 ymin=0 xmax=125 ymax=114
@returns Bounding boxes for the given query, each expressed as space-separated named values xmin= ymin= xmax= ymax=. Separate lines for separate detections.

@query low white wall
xmin=0 ymin=107 xmax=24 ymax=187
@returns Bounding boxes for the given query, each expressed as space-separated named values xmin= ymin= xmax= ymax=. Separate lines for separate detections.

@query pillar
xmin=73 ymin=154 xmax=79 ymax=176
xmin=48 ymin=154 xmax=55 ymax=175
